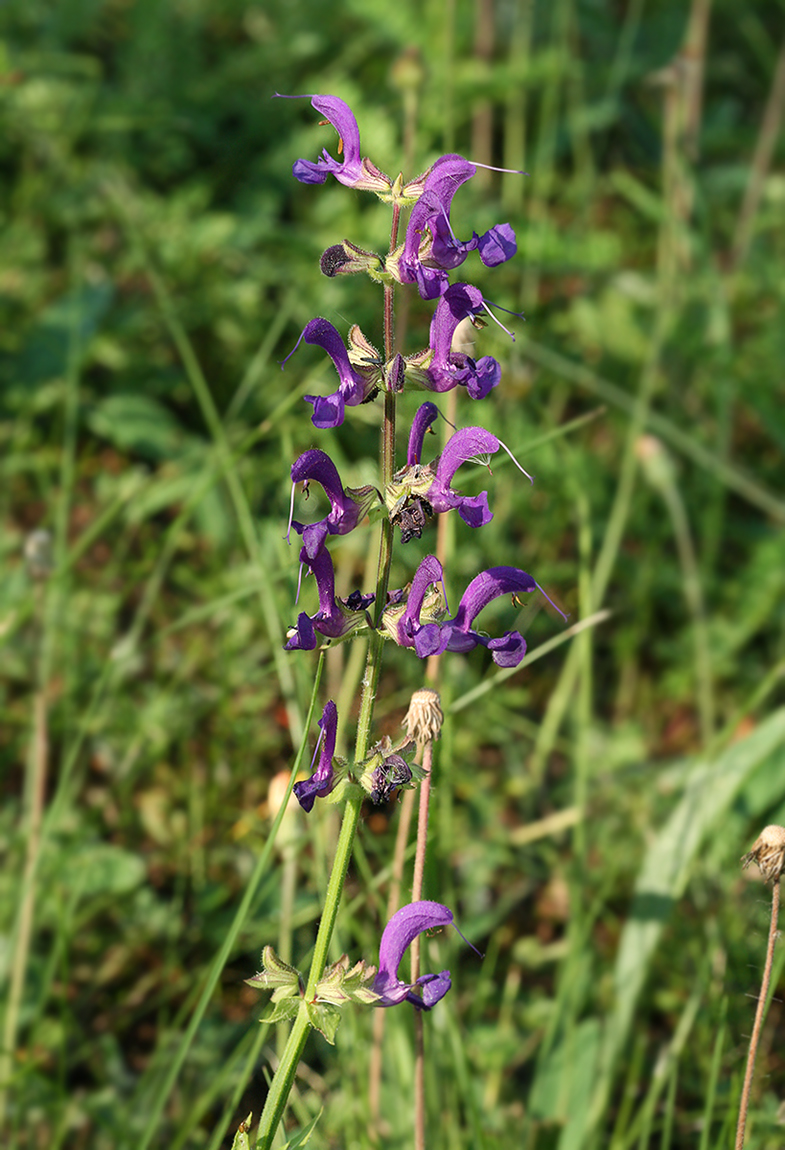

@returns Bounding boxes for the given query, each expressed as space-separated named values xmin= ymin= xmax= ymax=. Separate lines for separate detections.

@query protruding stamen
xmin=496 ymin=436 xmax=534 ymax=484
xmin=285 ymin=479 xmax=297 ymax=544
xmin=534 ymin=581 xmax=568 ymax=622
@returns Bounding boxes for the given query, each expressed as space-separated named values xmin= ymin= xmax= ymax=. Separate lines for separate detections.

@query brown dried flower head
xmin=741 ymin=824 xmax=785 ymax=883
xmin=403 ymin=688 xmax=444 ymax=746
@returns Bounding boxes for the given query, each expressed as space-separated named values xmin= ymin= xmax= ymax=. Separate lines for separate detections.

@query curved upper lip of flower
xmin=292 ymin=700 xmax=339 ymax=812
xmin=282 ymin=317 xmax=379 ymax=429
xmin=289 ymin=449 xmax=381 ymax=560
xmin=274 ymin=93 xmax=393 ymax=193
xmin=373 ymin=901 xmax=453 ymax=1009
xmin=284 ymin=546 xmax=376 ymax=652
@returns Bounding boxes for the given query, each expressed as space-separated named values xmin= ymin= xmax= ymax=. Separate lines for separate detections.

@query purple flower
xmin=373 ymin=901 xmax=453 ymax=1009
xmin=386 ymin=403 xmax=498 ymax=541
xmin=365 ymin=753 xmax=413 ymax=805
xmin=282 ymin=318 xmax=381 ymax=429
xmin=380 ymin=554 xmax=448 ymax=648
xmin=289 ymin=449 xmax=381 ymax=561
xmin=274 ymin=94 xmax=393 ymax=196
xmin=285 ymin=546 xmax=374 ymax=651
xmin=388 ymin=156 xmax=517 ymax=298
xmin=406 ymin=284 xmax=502 ymax=400
xmin=382 ymin=556 xmax=546 ymax=668
xmin=293 ymin=700 xmax=339 ymax=812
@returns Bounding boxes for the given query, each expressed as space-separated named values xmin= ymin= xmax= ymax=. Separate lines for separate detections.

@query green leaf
xmin=589 ymin=707 xmax=785 ymax=1128
xmin=305 ymin=1001 xmax=342 ymax=1045
xmin=245 ymin=946 xmax=303 ymax=995
xmin=229 ymin=1113 xmax=253 ymax=1150
xmin=281 ymin=1110 xmax=323 ymax=1148
xmin=260 ymin=999 xmax=300 ymax=1025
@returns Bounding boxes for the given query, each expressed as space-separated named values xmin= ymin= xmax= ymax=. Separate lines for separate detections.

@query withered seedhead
xmin=742 ymin=825 xmax=785 ymax=883
xmin=404 ymin=688 xmax=444 ymax=745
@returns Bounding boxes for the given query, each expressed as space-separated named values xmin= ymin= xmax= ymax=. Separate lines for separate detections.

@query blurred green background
xmin=1 ymin=0 xmax=785 ymax=1147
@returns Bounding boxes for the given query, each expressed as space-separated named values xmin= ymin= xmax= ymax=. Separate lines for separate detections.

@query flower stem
xmin=256 ymin=207 xmax=401 ymax=1149
xmin=735 ymin=880 xmax=781 ymax=1150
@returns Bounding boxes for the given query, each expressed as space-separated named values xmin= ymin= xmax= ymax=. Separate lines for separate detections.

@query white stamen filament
xmin=496 ymin=436 xmax=534 ymax=484
xmin=285 ymin=480 xmax=297 ymax=544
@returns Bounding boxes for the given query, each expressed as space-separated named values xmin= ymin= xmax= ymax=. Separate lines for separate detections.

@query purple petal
xmin=433 ymin=427 xmax=499 ymax=494
xmin=301 ymin=318 xmax=365 ymax=404
xmin=413 ymin=622 xmax=450 ymax=659
xmin=284 ymin=612 xmax=317 ymax=652
xmin=456 ymin=492 xmax=492 ymax=529
xmin=293 ymin=699 xmax=339 ymax=812
xmin=290 ymin=449 xmax=368 ymax=559
xmin=461 ymin=356 xmax=501 ymax=400
xmin=291 ymin=449 xmax=344 ymax=503
xmin=453 ymin=566 xmax=537 ymax=632
xmin=477 ymin=222 xmax=517 ymax=267
xmin=295 ymin=521 xmax=330 ymax=561
xmin=428 ymin=284 xmax=486 ymax=369
xmin=401 ymin=555 xmax=444 ymax=640
xmin=275 ymin=93 xmax=363 ymax=187
xmin=304 ymin=391 xmax=345 ymax=429
xmin=485 ymin=630 xmax=527 ymax=667
xmin=412 ymin=970 xmax=452 ymax=1009
xmin=374 ymin=901 xmax=453 ymax=1008
xmin=407 ymin=403 xmax=440 ymax=466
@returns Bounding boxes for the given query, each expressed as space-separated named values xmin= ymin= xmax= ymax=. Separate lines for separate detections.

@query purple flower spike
xmin=274 ymin=94 xmax=393 ymax=196
xmin=293 ymin=700 xmax=339 ymax=812
xmin=282 ymin=317 xmax=379 ymax=430
xmin=290 ymin=449 xmax=381 ymax=561
xmin=284 ymin=546 xmax=374 ymax=651
xmin=373 ymin=901 xmax=453 ymax=1009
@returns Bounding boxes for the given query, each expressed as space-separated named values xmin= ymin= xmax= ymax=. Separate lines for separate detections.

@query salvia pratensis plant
xmin=248 ymin=92 xmax=563 ymax=1148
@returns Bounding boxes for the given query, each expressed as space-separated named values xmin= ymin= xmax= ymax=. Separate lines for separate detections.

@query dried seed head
xmin=403 ymin=688 xmax=443 ymax=745
xmin=742 ymin=825 xmax=785 ymax=883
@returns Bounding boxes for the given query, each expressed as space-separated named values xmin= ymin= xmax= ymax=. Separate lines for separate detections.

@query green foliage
xmin=1 ymin=0 xmax=785 ymax=1148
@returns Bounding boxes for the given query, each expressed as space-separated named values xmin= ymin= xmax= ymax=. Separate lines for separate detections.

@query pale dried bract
xmin=403 ymin=688 xmax=444 ymax=745
xmin=742 ymin=824 xmax=785 ymax=883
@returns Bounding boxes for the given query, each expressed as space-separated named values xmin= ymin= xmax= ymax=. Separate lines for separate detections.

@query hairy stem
xmin=735 ymin=881 xmax=781 ymax=1149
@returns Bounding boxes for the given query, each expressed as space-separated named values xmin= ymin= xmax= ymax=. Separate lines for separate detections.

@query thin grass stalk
xmin=502 ymin=0 xmax=533 ymax=211
xmin=735 ymin=881 xmax=781 ymax=1150
xmin=623 ymin=989 xmax=701 ymax=1150
xmin=660 ymin=1060 xmax=678 ymax=1150
xmin=521 ymin=0 xmax=571 ymax=311
xmin=521 ymin=337 xmax=785 ymax=522
xmin=729 ymin=38 xmax=785 ymax=273
xmin=658 ymin=466 xmax=715 ymax=744
xmin=470 ymin=0 xmax=495 ymax=186
xmin=136 ymin=653 xmax=326 ymax=1150
xmin=698 ymin=1008 xmax=725 ymax=1150
xmin=108 ymin=181 xmax=304 ymax=748
xmin=0 ymin=264 xmax=81 ymax=1132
